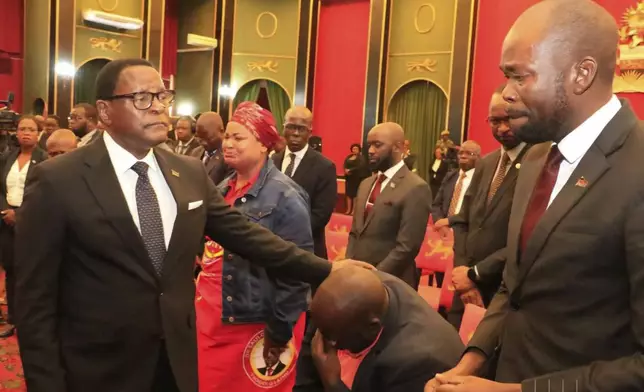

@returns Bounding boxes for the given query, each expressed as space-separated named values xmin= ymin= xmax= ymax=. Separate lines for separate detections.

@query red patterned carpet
xmin=0 ymin=305 xmax=24 ymax=391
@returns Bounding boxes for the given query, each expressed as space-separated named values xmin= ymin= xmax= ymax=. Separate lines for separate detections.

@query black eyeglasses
xmin=103 ymin=90 xmax=176 ymax=110
xmin=283 ymin=123 xmax=310 ymax=133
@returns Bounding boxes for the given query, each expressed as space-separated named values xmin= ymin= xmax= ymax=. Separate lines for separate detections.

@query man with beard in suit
xmin=447 ymin=86 xmax=530 ymax=329
xmin=195 ymin=112 xmax=230 ymax=185
xmin=13 ymin=58 xmax=371 ymax=392
xmin=429 ymin=1 xmax=644 ymax=391
xmin=272 ymin=106 xmax=336 ymax=259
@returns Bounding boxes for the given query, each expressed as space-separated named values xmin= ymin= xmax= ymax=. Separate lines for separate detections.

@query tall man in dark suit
xmin=429 ymin=1 xmax=644 ymax=391
xmin=195 ymin=111 xmax=230 ymax=185
xmin=431 ymin=141 xmax=480 ymax=238
xmin=272 ymin=106 xmax=337 ymax=258
xmin=309 ymin=267 xmax=463 ymax=392
xmin=447 ymin=87 xmax=529 ymax=328
xmin=13 ymin=59 xmax=369 ymax=392
xmin=347 ymin=122 xmax=431 ymax=289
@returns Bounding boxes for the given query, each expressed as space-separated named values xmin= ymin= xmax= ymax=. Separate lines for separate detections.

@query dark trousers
xmin=152 ymin=343 xmax=180 ymax=392
xmin=0 ymin=222 xmax=15 ymax=324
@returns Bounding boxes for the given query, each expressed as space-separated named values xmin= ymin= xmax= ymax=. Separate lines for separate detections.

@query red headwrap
xmin=230 ymin=101 xmax=280 ymax=150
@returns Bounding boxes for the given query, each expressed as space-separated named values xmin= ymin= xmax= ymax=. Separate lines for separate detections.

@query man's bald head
xmin=195 ymin=112 xmax=224 ymax=152
xmin=508 ymin=0 xmax=618 ymax=84
xmin=311 ymin=267 xmax=387 ymax=353
xmin=366 ymin=122 xmax=405 ymax=172
xmin=46 ymin=129 xmax=78 ymax=158
xmin=500 ymin=0 xmax=618 ymax=144
xmin=284 ymin=106 xmax=313 ymax=152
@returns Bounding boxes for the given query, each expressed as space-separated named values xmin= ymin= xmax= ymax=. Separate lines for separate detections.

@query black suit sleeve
xmin=473 ymin=248 xmax=506 ymax=284
xmin=467 ymin=282 xmax=509 ymax=358
xmin=310 ymin=161 xmax=337 ymax=234
xmin=14 ymin=165 xmax=67 ymax=392
xmin=203 ymin=165 xmax=332 ymax=285
xmin=521 ymin=199 xmax=644 ymax=392
xmin=431 ymin=174 xmax=450 ymax=222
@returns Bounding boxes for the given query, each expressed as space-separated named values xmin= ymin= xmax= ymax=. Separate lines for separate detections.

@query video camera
xmin=0 ymin=92 xmax=18 ymax=132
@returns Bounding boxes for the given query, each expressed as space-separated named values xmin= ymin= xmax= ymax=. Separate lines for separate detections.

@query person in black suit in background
xmin=0 ymin=115 xmax=47 ymax=338
xmin=272 ymin=106 xmax=337 ymax=258
xmin=13 ymin=59 xmax=369 ymax=392
xmin=447 ymin=87 xmax=530 ymax=328
xmin=195 ymin=111 xmax=231 ymax=185
xmin=428 ymin=146 xmax=449 ymax=196
xmin=307 ymin=267 xmax=463 ymax=392
xmin=430 ymin=141 xmax=480 ymax=238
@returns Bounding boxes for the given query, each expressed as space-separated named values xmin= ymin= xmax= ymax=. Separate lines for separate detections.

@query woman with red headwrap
xmin=196 ymin=102 xmax=312 ymax=392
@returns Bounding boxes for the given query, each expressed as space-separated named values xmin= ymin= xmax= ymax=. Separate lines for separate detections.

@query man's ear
xmin=96 ymin=100 xmax=112 ymax=127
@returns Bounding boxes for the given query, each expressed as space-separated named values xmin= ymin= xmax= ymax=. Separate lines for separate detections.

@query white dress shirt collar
xmin=556 ymin=95 xmax=621 ymax=165
xmin=503 ymin=142 xmax=527 ymax=163
xmin=381 ymin=159 xmax=406 ymax=180
xmin=104 ymin=131 xmax=161 ymax=175
xmin=284 ymin=143 xmax=309 ymax=160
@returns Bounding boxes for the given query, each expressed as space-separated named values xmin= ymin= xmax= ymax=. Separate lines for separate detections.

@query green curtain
xmin=387 ymin=81 xmax=447 ymax=181
xmin=73 ymin=59 xmax=110 ymax=105
xmin=265 ymin=81 xmax=290 ymax=134
xmin=233 ymin=80 xmax=261 ymax=111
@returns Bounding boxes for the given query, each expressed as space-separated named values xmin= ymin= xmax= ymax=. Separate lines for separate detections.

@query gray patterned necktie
xmin=284 ymin=153 xmax=296 ymax=177
xmin=131 ymin=161 xmax=166 ymax=275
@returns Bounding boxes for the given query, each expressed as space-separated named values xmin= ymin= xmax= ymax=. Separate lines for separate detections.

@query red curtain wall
xmin=467 ymin=0 xmax=644 ymax=154
xmin=161 ymin=0 xmax=178 ymax=79
xmin=312 ymin=0 xmax=370 ymax=175
xmin=0 ymin=0 xmax=24 ymax=113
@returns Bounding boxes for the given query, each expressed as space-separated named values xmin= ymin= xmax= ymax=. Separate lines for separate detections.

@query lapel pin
xmin=171 ymin=169 xmax=180 ymax=177
xmin=31 ymin=160 xmax=36 ymax=164
xmin=575 ymin=176 xmax=588 ymax=188
xmin=515 ymin=163 xmax=521 ymax=169
xmin=390 ymin=182 xmax=396 ymax=189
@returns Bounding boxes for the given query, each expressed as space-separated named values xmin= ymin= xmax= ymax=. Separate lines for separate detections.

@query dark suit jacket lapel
xmin=516 ymin=102 xmax=637 ymax=286
xmin=485 ymin=145 xmax=530 ymax=218
xmin=505 ymin=143 xmax=550 ymax=293
xmin=477 ymin=149 xmax=500 ymax=215
xmin=272 ymin=151 xmax=285 ymax=171
xmin=82 ymin=139 xmax=159 ymax=284
xmin=355 ymin=175 xmax=376 ymax=234
xmin=1 ymin=149 xmax=18 ymax=186
xmin=292 ymin=148 xmax=315 ymax=183
xmin=154 ymin=149 xmax=191 ymax=274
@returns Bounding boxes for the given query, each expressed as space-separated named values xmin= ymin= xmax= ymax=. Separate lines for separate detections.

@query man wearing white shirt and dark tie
xmin=431 ymin=140 xmax=481 ymax=239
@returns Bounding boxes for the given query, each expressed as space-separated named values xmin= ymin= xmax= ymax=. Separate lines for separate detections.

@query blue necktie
xmin=131 ymin=161 xmax=166 ymax=275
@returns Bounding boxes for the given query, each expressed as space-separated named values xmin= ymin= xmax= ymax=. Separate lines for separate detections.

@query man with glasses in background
xmin=69 ymin=103 xmax=101 ymax=147
xmin=272 ymin=106 xmax=337 ymax=259
xmin=14 ymin=59 xmax=367 ymax=392
xmin=431 ymin=140 xmax=481 ymax=239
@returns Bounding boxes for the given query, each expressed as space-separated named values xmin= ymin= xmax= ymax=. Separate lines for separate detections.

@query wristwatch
xmin=467 ymin=266 xmax=480 ymax=283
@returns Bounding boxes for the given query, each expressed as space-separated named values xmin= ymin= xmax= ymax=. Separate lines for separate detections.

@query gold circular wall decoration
xmin=97 ymin=0 xmax=119 ymax=12
xmin=256 ymin=12 xmax=278 ymax=39
xmin=414 ymin=4 xmax=436 ymax=34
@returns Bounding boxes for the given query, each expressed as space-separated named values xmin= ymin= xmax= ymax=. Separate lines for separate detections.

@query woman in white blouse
xmin=0 ymin=115 xmax=47 ymax=338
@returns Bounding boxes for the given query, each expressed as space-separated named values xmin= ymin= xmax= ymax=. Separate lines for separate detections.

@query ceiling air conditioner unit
xmin=83 ymin=9 xmax=144 ymax=30
xmin=187 ymin=34 xmax=218 ymax=49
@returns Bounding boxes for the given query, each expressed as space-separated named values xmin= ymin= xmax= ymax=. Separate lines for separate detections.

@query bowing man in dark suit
xmin=0 ymin=115 xmax=47 ymax=338
xmin=308 ymin=268 xmax=463 ymax=392
xmin=272 ymin=106 xmax=337 ymax=258
xmin=448 ymin=87 xmax=530 ymax=329
xmin=13 ymin=59 xmax=369 ymax=392
xmin=195 ymin=111 xmax=231 ymax=185
xmin=430 ymin=2 xmax=644 ymax=392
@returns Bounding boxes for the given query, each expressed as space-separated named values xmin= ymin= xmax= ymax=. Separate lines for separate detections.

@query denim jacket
xmin=217 ymin=159 xmax=313 ymax=345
